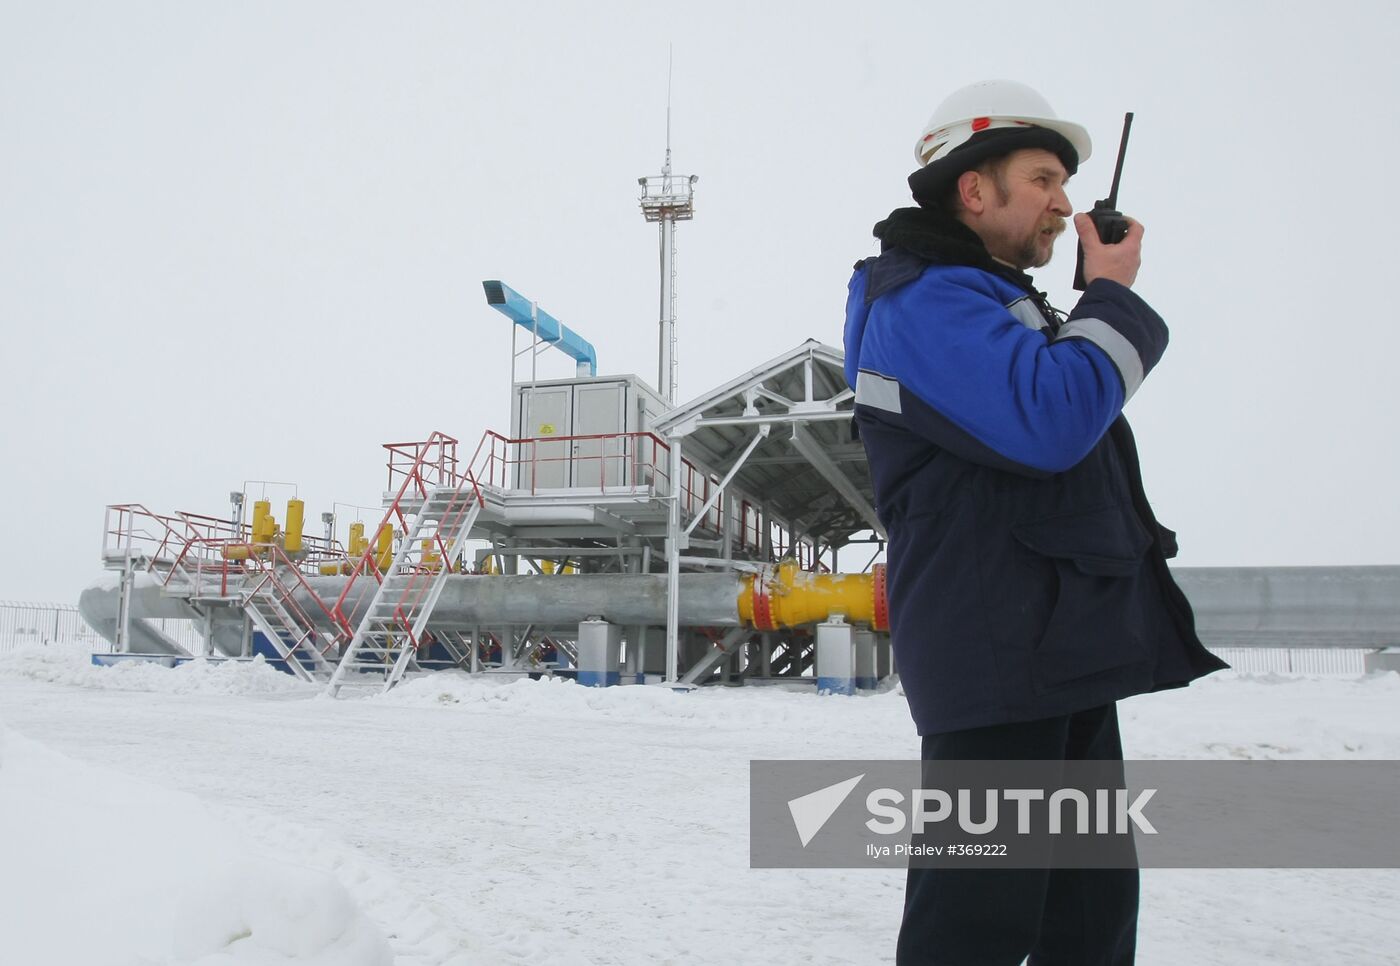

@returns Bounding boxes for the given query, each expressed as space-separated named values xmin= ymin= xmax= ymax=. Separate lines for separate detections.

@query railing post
xmin=665 ymin=435 xmax=684 ymax=684
xmin=115 ymin=565 xmax=134 ymax=653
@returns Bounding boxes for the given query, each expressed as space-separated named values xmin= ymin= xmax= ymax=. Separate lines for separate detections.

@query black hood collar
xmin=872 ymin=206 xmax=1039 ymax=293
xmin=870 ymin=206 xmax=1066 ymax=324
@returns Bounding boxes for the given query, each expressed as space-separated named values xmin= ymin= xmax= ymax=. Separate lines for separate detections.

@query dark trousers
xmin=896 ymin=704 xmax=1138 ymax=966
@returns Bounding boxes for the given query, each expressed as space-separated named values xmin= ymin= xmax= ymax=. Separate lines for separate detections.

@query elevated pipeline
xmin=78 ymin=566 xmax=891 ymax=649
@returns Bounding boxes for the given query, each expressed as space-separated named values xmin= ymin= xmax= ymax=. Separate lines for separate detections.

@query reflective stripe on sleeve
xmin=1006 ymin=297 xmax=1049 ymax=332
xmin=1055 ymin=317 xmax=1145 ymax=400
xmin=855 ymin=370 xmax=902 ymax=414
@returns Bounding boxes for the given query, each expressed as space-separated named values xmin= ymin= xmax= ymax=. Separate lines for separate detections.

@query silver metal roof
xmin=653 ymin=340 xmax=882 ymax=546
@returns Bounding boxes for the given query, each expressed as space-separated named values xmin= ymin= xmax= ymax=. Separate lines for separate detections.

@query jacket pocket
xmin=1156 ymin=523 xmax=1179 ymax=560
xmin=1011 ymin=505 xmax=1152 ymax=691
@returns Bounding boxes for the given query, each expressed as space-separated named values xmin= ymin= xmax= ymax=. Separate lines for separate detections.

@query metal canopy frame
xmin=650 ymin=340 xmax=880 ymax=682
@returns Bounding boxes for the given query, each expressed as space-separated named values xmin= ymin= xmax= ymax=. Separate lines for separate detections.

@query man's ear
xmin=956 ymin=169 xmax=985 ymax=215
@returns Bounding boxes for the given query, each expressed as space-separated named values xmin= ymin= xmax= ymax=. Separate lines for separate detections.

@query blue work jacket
xmin=845 ymin=245 xmax=1226 ymax=734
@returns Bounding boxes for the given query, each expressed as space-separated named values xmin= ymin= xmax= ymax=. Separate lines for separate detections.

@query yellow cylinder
xmin=738 ymin=559 xmax=888 ymax=631
xmin=375 ymin=523 xmax=394 ymax=572
xmin=284 ymin=499 xmax=305 ymax=554
xmin=221 ymin=544 xmax=253 ymax=561
xmin=251 ymin=500 xmax=272 ymax=545
xmin=319 ymin=563 xmax=341 ymax=576
xmin=348 ymin=522 xmax=367 ymax=558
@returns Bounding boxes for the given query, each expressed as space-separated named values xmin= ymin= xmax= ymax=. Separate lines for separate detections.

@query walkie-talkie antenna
xmin=1103 ymin=112 xmax=1134 ymax=209
xmin=1073 ymin=111 xmax=1136 ymax=292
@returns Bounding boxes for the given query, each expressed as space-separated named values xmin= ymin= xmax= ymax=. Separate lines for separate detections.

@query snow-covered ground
xmin=1 ymin=645 xmax=1398 ymax=965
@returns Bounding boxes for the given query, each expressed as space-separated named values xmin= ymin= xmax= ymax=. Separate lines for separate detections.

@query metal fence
xmin=0 ymin=601 xmax=202 ymax=655
xmin=1207 ymin=647 xmax=1367 ymax=675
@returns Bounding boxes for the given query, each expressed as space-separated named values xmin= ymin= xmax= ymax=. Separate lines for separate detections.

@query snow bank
xmin=0 ymin=718 xmax=391 ymax=965
xmin=379 ymin=666 xmax=1400 ymax=758
xmin=0 ymin=645 xmax=314 ymax=696
xmin=378 ymin=668 xmax=914 ymax=729
xmin=1124 ymin=668 xmax=1400 ymax=760
xmin=3 ymin=658 xmax=1398 ymax=964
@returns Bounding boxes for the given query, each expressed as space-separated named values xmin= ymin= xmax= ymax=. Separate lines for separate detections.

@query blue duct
xmin=482 ymin=281 xmax=598 ymax=376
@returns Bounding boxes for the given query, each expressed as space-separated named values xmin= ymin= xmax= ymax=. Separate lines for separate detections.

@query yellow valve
xmin=251 ymin=500 xmax=274 ymax=545
xmin=738 ymin=559 xmax=889 ymax=631
xmin=374 ymin=523 xmax=394 ymax=572
xmin=284 ymin=499 xmax=305 ymax=554
xmin=348 ymin=522 xmax=368 ymax=558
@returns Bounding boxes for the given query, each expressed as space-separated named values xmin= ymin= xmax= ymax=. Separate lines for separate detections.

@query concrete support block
xmin=853 ymin=629 xmax=878 ymax=690
xmin=877 ymin=632 xmax=894 ymax=679
xmin=577 ymin=619 xmax=622 ymax=687
xmin=623 ymin=625 xmax=645 ymax=684
xmin=1364 ymin=647 xmax=1400 ymax=674
xmin=816 ymin=620 xmax=855 ymax=695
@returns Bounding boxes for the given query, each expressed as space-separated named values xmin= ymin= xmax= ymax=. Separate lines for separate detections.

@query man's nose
xmin=1050 ymin=185 xmax=1072 ymax=216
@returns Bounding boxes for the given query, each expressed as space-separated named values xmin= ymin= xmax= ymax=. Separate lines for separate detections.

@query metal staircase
xmin=327 ymin=434 xmax=483 ymax=697
xmin=240 ymin=547 xmax=338 ymax=682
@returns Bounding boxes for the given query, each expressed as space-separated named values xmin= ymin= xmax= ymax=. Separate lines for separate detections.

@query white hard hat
xmin=914 ymin=79 xmax=1092 ymax=169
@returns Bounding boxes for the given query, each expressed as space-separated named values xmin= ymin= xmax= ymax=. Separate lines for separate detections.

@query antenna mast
xmin=638 ymin=47 xmax=695 ymax=406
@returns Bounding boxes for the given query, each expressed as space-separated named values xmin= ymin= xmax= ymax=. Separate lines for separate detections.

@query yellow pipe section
xmin=284 ymin=499 xmax=305 ymax=553
xmin=738 ymin=559 xmax=888 ymax=631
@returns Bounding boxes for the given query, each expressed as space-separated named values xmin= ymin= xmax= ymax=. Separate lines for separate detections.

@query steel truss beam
xmin=679 ymin=627 xmax=753 ymax=686
xmin=789 ymin=426 xmax=885 ymax=539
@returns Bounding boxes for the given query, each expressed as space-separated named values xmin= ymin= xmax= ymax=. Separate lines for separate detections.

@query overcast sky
xmin=2 ymin=1 xmax=1397 ymax=603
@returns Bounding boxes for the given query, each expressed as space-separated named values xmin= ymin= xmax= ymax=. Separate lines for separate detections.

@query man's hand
xmin=1075 ymin=214 xmax=1143 ymax=288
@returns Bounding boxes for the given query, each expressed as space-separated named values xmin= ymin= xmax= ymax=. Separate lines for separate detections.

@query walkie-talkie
xmin=1073 ymin=111 xmax=1134 ymax=291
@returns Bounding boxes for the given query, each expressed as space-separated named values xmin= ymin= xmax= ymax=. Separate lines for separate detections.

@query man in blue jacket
xmin=843 ymin=80 xmax=1227 ymax=965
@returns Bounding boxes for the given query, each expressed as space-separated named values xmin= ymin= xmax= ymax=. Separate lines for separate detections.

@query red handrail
xmin=463 ymin=430 xmax=723 ymax=531
xmin=331 ymin=432 xmax=481 ymax=642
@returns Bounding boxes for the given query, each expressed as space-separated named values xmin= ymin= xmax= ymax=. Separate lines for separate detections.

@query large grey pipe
xmin=79 ymin=573 xmax=746 ymax=650
xmin=301 ymin=573 xmax=743 ymax=629
xmin=79 ymin=580 xmax=248 ymax=656
xmin=78 ymin=566 xmax=1400 ymax=651
xmin=78 ymin=580 xmax=193 ymax=656
xmin=1173 ymin=566 xmax=1400 ymax=648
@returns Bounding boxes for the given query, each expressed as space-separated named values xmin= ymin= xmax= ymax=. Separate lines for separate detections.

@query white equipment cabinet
xmin=511 ymin=375 xmax=670 ymax=491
